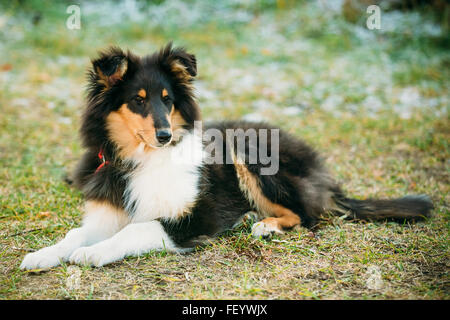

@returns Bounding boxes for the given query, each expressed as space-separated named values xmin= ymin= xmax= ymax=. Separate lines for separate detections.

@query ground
xmin=0 ymin=0 xmax=448 ymax=299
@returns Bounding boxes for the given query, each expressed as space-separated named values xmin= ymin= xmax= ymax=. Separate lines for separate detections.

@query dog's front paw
xmin=20 ymin=247 xmax=65 ymax=270
xmin=69 ymin=246 xmax=115 ymax=267
xmin=251 ymin=221 xmax=282 ymax=239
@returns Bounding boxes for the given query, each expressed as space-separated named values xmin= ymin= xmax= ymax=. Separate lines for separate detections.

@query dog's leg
xmin=69 ymin=220 xmax=183 ymax=267
xmin=20 ymin=201 xmax=129 ymax=270
xmin=231 ymin=156 xmax=301 ymax=239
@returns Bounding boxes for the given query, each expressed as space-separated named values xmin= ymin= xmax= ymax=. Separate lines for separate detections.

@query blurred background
xmin=1 ymin=0 xmax=448 ymax=120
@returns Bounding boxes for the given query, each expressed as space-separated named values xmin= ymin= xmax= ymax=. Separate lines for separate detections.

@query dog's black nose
xmin=156 ymin=129 xmax=172 ymax=144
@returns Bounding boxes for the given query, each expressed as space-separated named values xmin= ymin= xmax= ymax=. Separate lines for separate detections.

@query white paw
xmin=69 ymin=246 xmax=117 ymax=267
xmin=251 ymin=221 xmax=282 ymax=239
xmin=20 ymin=246 xmax=67 ymax=270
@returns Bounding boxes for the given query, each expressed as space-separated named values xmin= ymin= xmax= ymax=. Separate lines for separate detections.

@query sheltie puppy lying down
xmin=20 ymin=43 xmax=433 ymax=269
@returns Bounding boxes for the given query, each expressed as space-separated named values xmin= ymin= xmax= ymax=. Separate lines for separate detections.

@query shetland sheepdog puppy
xmin=20 ymin=43 xmax=433 ymax=269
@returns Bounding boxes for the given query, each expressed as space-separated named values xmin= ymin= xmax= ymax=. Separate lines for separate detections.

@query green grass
xmin=0 ymin=0 xmax=449 ymax=299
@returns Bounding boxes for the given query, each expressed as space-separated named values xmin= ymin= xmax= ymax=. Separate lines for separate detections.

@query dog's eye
xmin=134 ymin=96 xmax=144 ymax=105
xmin=162 ymin=95 xmax=171 ymax=103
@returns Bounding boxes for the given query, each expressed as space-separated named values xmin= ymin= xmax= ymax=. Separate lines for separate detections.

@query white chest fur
xmin=124 ymin=132 xmax=204 ymax=223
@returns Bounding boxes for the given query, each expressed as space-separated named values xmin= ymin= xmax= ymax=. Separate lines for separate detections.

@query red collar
xmin=95 ymin=148 xmax=110 ymax=173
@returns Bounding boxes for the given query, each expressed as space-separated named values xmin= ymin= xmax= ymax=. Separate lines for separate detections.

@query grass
xmin=0 ymin=0 xmax=449 ymax=299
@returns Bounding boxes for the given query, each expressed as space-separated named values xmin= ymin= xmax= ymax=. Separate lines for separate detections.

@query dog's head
xmin=81 ymin=43 xmax=201 ymax=159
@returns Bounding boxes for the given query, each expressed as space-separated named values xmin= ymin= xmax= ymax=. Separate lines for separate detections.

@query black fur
xmin=72 ymin=43 xmax=434 ymax=249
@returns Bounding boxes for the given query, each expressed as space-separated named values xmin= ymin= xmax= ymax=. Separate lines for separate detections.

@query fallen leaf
xmin=37 ymin=211 xmax=52 ymax=219
xmin=0 ymin=63 xmax=12 ymax=71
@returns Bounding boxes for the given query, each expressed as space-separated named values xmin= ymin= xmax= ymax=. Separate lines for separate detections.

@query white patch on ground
xmin=399 ymin=87 xmax=421 ymax=106
xmin=241 ymin=113 xmax=268 ymax=123
xmin=391 ymin=87 xmax=422 ymax=119
xmin=321 ymin=95 xmax=344 ymax=113
xmin=58 ymin=117 xmax=72 ymax=125
xmin=195 ymin=80 xmax=217 ymax=101
xmin=83 ymin=0 xmax=254 ymax=28
xmin=281 ymin=106 xmax=303 ymax=116
xmin=252 ymin=99 xmax=273 ymax=111
xmin=381 ymin=11 xmax=443 ymax=37
xmin=12 ymin=98 xmax=31 ymax=108
xmin=365 ymin=265 xmax=384 ymax=290
xmin=363 ymin=96 xmax=383 ymax=115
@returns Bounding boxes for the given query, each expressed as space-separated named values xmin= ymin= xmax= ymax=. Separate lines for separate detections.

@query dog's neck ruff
xmin=94 ymin=134 xmax=186 ymax=174
xmin=123 ymin=131 xmax=204 ymax=223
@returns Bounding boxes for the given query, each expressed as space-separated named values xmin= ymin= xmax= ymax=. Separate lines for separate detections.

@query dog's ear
xmin=91 ymin=47 xmax=134 ymax=89
xmin=158 ymin=42 xmax=197 ymax=80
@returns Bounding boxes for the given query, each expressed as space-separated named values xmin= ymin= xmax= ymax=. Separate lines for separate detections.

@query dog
xmin=20 ymin=43 xmax=433 ymax=269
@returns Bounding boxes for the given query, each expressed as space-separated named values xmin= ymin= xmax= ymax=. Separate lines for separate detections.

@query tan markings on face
xmin=106 ymin=104 xmax=157 ymax=158
xmin=162 ymin=88 xmax=169 ymax=98
xmin=138 ymin=89 xmax=146 ymax=99
xmin=231 ymin=150 xmax=301 ymax=231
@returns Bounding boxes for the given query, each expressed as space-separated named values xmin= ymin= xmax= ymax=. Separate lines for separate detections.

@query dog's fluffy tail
xmin=332 ymin=193 xmax=433 ymax=222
